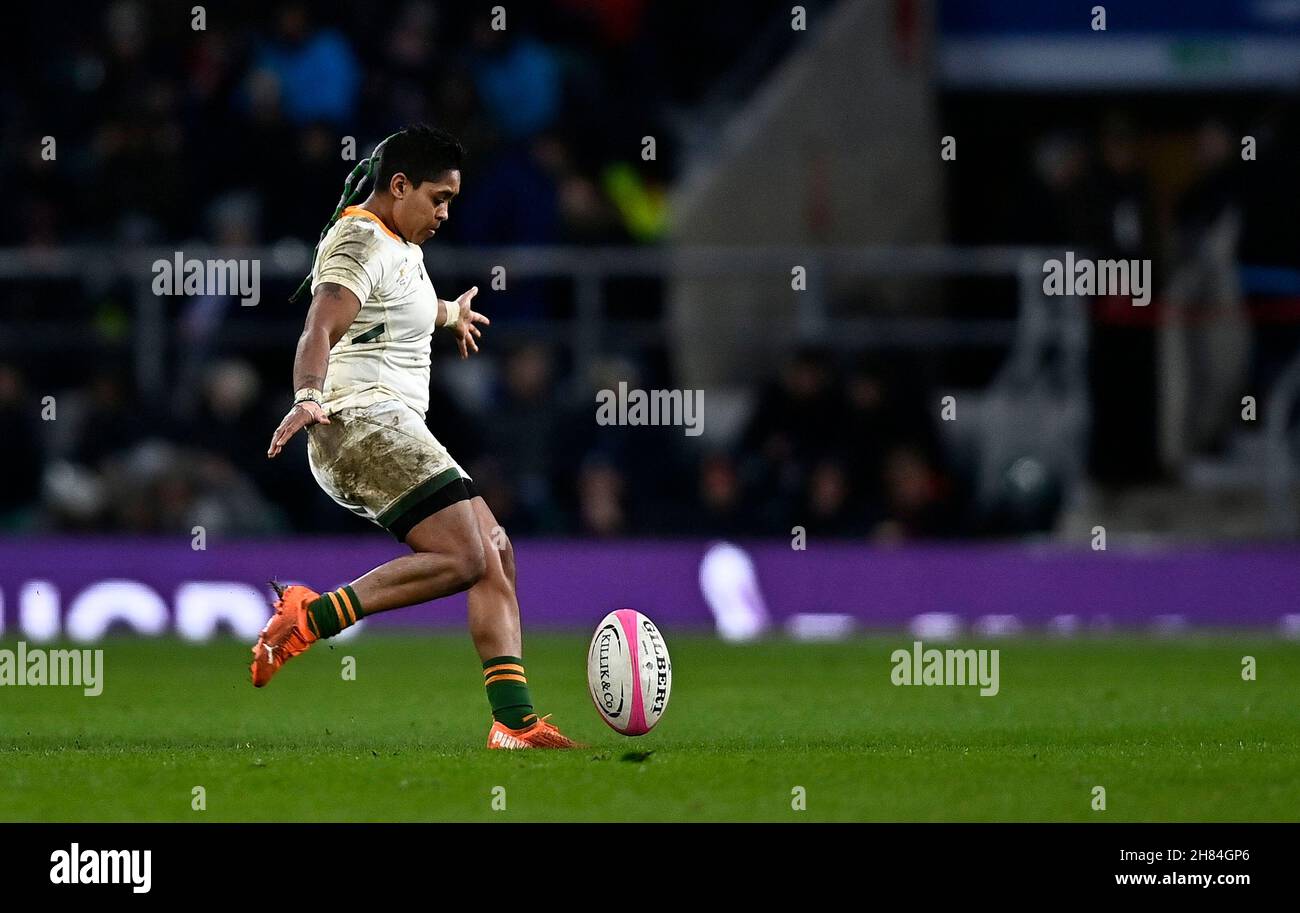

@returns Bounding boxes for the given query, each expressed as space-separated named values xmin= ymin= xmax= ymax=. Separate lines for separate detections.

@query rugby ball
xmin=586 ymin=609 xmax=672 ymax=735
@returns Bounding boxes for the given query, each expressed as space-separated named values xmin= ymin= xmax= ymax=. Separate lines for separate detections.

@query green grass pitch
xmin=2 ymin=634 xmax=1298 ymax=821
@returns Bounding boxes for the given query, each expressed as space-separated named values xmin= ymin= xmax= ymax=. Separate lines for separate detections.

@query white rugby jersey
xmin=309 ymin=205 xmax=440 ymax=418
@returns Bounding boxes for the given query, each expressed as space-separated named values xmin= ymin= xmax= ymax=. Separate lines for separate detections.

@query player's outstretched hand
xmin=267 ymin=401 xmax=330 ymax=458
xmin=453 ymin=286 xmax=490 ymax=359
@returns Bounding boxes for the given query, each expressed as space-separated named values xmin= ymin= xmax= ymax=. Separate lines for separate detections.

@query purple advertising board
xmin=0 ymin=537 xmax=1297 ymax=642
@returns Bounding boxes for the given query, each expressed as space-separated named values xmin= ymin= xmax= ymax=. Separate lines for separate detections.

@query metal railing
xmin=0 ymin=242 xmax=1056 ymax=394
xmin=1 ymin=241 xmax=1097 ymax=525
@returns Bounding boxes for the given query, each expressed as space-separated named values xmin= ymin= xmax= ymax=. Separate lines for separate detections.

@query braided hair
xmin=290 ymin=125 xmax=465 ymax=304
xmin=289 ymin=132 xmax=399 ymax=304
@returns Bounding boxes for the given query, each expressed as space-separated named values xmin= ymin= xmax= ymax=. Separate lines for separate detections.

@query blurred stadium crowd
xmin=8 ymin=0 xmax=792 ymax=248
xmin=948 ymin=99 xmax=1300 ymax=490
xmin=0 ymin=347 xmax=961 ymax=539
xmin=2 ymin=1 xmax=1298 ymax=540
xmin=5 ymin=0 xmax=960 ymax=540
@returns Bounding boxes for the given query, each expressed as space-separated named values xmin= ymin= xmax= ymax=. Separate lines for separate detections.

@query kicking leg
xmin=251 ymin=494 xmax=485 ymax=687
xmin=349 ymin=499 xmax=485 ymax=613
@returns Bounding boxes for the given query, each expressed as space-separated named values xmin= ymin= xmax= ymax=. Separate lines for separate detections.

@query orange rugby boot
xmin=249 ymin=582 xmax=320 ymax=687
xmin=486 ymin=714 xmax=586 ymax=750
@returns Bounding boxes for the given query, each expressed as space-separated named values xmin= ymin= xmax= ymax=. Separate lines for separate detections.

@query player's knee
xmin=454 ymin=538 xmax=488 ymax=589
xmin=492 ymin=529 xmax=516 ymax=581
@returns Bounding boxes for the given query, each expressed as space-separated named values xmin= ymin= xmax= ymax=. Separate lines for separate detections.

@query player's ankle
xmin=305 ymin=585 xmax=365 ymax=639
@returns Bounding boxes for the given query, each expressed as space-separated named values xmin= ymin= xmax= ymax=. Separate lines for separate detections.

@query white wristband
xmin=442 ymin=299 xmax=460 ymax=328
xmin=293 ymin=387 xmax=323 ymax=405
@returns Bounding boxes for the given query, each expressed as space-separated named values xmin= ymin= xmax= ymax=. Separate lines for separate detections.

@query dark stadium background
xmin=1 ymin=0 xmax=1298 ymax=634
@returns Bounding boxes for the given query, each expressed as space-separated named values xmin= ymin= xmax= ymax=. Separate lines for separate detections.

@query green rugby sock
xmin=305 ymin=585 xmax=364 ymax=639
xmin=483 ymin=656 xmax=537 ymax=730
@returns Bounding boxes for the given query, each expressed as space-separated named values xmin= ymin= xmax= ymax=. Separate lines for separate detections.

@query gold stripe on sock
xmin=486 ymin=673 xmax=527 ymax=685
xmin=484 ymin=663 xmax=525 ymax=676
xmin=326 ymin=591 xmax=347 ymax=629
xmin=336 ymin=588 xmax=357 ymax=625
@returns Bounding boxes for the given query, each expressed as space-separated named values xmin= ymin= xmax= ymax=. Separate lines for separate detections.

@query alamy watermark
xmin=152 ymin=252 xmax=261 ymax=306
xmin=890 ymin=640 xmax=999 ymax=696
xmin=596 ymin=382 xmax=703 ymax=437
xmin=1043 ymin=251 xmax=1151 ymax=306
xmin=0 ymin=641 xmax=103 ymax=696
xmin=50 ymin=844 xmax=150 ymax=893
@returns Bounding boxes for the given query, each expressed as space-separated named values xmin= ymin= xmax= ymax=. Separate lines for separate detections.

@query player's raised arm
xmin=266 ymin=282 xmax=361 ymax=458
